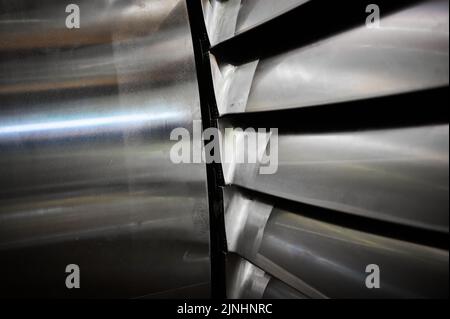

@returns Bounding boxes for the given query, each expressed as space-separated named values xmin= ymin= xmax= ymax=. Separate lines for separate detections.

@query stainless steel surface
xmin=202 ymin=0 xmax=309 ymax=46
xmin=226 ymin=254 xmax=307 ymax=299
xmin=0 ymin=0 xmax=210 ymax=298
xmin=2 ymin=0 xmax=447 ymax=300
xmin=211 ymin=0 xmax=449 ymax=115
xmin=220 ymin=123 xmax=449 ymax=232
xmin=224 ymin=189 xmax=449 ymax=298
xmin=204 ymin=0 xmax=449 ymax=299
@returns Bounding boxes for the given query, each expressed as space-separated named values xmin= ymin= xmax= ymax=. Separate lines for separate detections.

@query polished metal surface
xmin=226 ymin=254 xmax=307 ymax=299
xmin=2 ymin=0 xmax=448 ymax=300
xmin=220 ymin=123 xmax=449 ymax=232
xmin=0 ymin=0 xmax=210 ymax=298
xmin=224 ymin=189 xmax=449 ymax=298
xmin=201 ymin=0 xmax=450 ymax=299
xmin=202 ymin=0 xmax=309 ymax=45
xmin=203 ymin=0 xmax=449 ymax=299
xmin=211 ymin=0 xmax=449 ymax=115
